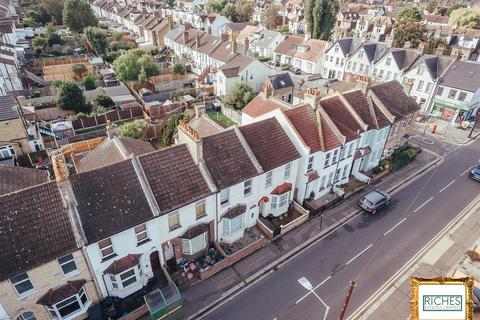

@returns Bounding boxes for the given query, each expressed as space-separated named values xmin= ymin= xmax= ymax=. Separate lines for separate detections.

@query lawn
xmin=206 ymin=111 xmax=236 ymax=127
xmin=74 ymin=117 xmax=142 ymax=134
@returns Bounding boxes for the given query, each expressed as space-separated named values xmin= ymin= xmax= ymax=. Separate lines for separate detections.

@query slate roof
xmin=369 ymin=81 xmax=420 ymax=118
xmin=203 ymin=130 xmax=258 ymax=189
xmin=438 ymin=60 xmax=480 ymax=92
xmin=320 ymin=95 xmax=364 ymax=142
xmin=223 ymin=204 xmax=246 ymax=219
xmin=268 ymin=73 xmax=294 ymax=90
xmin=239 ymin=118 xmax=300 ymax=172
xmin=251 ymin=29 xmax=282 ymax=49
xmin=138 ymin=145 xmax=212 ymax=213
xmin=70 ymin=160 xmax=154 ymax=243
xmin=357 ymin=42 xmax=389 ymax=63
xmin=0 ymin=165 xmax=49 ymax=196
xmin=333 ymin=37 xmax=363 ymax=56
xmin=0 ymin=182 xmax=77 ymax=281
xmin=0 ymin=94 xmax=18 ymax=121
xmin=389 ymin=48 xmax=420 ymax=71
xmin=75 ymin=137 xmax=154 ymax=173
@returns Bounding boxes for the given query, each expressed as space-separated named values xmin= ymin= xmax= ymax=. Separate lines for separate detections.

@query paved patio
xmin=415 ymin=117 xmax=480 ymax=145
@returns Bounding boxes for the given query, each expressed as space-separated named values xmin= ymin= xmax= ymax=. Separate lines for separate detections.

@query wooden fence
xmin=71 ymin=106 xmax=144 ymax=131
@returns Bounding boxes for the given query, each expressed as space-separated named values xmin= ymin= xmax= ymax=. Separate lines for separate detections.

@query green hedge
xmin=389 ymin=146 xmax=422 ymax=172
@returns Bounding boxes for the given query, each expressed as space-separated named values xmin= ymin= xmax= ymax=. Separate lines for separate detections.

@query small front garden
xmin=219 ymin=226 xmax=263 ymax=256
xmin=373 ymin=145 xmax=422 ymax=174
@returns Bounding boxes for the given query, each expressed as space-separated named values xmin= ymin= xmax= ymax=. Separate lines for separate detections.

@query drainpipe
xmin=81 ymin=247 xmax=104 ymax=301
xmin=330 ymin=143 xmax=345 ymax=192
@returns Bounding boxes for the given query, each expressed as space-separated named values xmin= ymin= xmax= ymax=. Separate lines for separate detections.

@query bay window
xmin=271 ymin=193 xmax=288 ymax=210
xmin=223 ymin=214 xmax=243 ymax=235
xmin=182 ymin=232 xmax=207 ymax=255
xmin=46 ymin=287 xmax=90 ymax=320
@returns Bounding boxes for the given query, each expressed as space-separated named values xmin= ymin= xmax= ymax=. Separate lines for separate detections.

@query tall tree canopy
xmin=306 ymin=0 xmax=339 ymax=40
xmin=262 ymin=4 xmax=281 ymax=29
xmin=63 ymin=0 xmax=98 ymax=33
xmin=84 ymin=26 xmax=108 ymax=54
xmin=58 ymin=81 xmax=90 ymax=113
xmin=393 ymin=19 xmax=426 ymax=48
xmin=398 ymin=6 xmax=422 ymax=21
xmin=112 ymin=49 xmax=159 ymax=82
xmin=448 ymin=7 xmax=480 ymax=29
xmin=206 ymin=0 xmax=227 ymax=13
xmin=446 ymin=3 xmax=466 ymax=16
xmin=426 ymin=0 xmax=437 ymax=14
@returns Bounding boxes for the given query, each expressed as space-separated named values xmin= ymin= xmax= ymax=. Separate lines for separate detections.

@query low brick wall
xmin=280 ymin=212 xmax=309 ymax=235
xmin=257 ymin=219 xmax=274 ymax=240
xmin=372 ymin=169 xmax=390 ymax=181
xmin=199 ymin=238 xmax=267 ymax=280
xmin=119 ymin=305 xmax=148 ymax=320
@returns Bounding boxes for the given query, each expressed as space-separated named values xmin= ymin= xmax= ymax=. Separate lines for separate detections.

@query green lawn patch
xmin=206 ymin=111 xmax=235 ymax=127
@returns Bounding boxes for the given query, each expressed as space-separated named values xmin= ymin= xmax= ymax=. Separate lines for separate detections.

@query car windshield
xmin=363 ymin=197 xmax=374 ymax=206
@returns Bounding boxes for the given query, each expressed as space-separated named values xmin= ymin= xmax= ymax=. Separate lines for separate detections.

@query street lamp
xmin=298 ymin=277 xmax=330 ymax=320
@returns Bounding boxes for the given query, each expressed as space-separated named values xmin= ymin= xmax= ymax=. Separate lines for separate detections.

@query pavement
xmin=414 ymin=117 xmax=480 ymax=145
xmin=189 ymin=136 xmax=480 ymax=320
xmin=182 ymin=146 xmax=441 ymax=319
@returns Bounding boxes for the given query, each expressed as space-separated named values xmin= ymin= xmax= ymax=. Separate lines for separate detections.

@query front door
xmin=149 ymin=251 xmax=161 ymax=276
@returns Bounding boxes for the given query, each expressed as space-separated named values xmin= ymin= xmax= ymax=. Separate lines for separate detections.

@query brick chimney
xmin=220 ymin=32 xmax=229 ymax=42
xmin=304 ymin=88 xmax=321 ymax=108
xmin=194 ymin=104 xmax=205 ymax=118
xmin=183 ymin=30 xmax=189 ymax=43
xmin=177 ymin=121 xmax=203 ymax=164
xmin=49 ymin=149 xmax=69 ymax=182
xmin=184 ymin=22 xmax=192 ymax=30
xmin=106 ymin=120 xmax=117 ymax=139
xmin=167 ymin=16 xmax=173 ymax=30
xmin=232 ymin=40 xmax=237 ymax=54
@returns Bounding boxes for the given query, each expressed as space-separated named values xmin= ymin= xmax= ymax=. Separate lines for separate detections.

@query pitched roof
xmin=37 ymin=280 xmax=86 ymax=306
xmin=70 ymin=160 xmax=155 ymax=243
xmin=439 ymin=60 xmax=480 ymax=92
xmin=0 ymin=182 xmax=77 ymax=281
xmin=0 ymin=165 xmax=49 ymax=196
xmin=219 ymin=54 xmax=254 ymax=78
xmin=334 ymin=37 xmax=363 ymax=56
xmin=104 ymin=254 xmax=141 ymax=275
xmin=242 ymin=94 xmax=288 ymax=118
xmin=319 ymin=95 xmax=364 ymax=141
xmin=0 ymin=94 xmax=18 ymax=121
xmin=188 ymin=115 xmax=224 ymax=138
xmin=389 ymin=48 xmax=420 ymax=71
xmin=203 ymin=130 xmax=258 ymax=189
xmin=369 ymin=81 xmax=420 ymax=118
xmin=268 ymin=73 xmax=294 ymax=90
xmin=250 ymin=29 xmax=283 ymax=49
xmin=138 ymin=145 xmax=212 ymax=213
xmin=239 ymin=118 xmax=300 ymax=171
xmin=357 ymin=42 xmax=389 ymax=63
xmin=409 ymin=54 xmax=454 ymax=79
xmin=343 ymin=90 xmax=392 ymax=129
xmin=274 ymin=35 xmax=327 ymax=62
xmin=223 ymin=204 xmax=246 ymax=219
xmin=75 ymin=136 xmax=154 ymax=173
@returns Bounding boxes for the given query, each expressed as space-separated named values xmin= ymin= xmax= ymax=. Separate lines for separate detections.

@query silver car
xmin=358 ymin=190 xmax=391 ymax=214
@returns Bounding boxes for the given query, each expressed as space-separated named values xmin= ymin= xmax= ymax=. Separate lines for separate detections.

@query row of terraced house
xmin=0 ymin=79 xmax=419 ymax=320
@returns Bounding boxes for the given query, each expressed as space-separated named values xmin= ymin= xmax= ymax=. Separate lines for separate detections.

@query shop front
xmin=431 ymin=98 xmax=468 ymax=123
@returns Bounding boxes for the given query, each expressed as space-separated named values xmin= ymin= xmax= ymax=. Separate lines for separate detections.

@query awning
xmin=270 ymin=182 xmax=292 ymax=195
xmin=222 ymin=204 xmax=246 ymax=219
xmin=37 ymin=280 xmax=86 ymax=306
xmin=104 ymin=254 xmax=142 ymax=275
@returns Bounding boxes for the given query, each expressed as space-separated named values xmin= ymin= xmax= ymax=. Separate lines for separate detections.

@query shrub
xmin=83 ymin=74 xmax=96 ymax=91
xmin=96 ymin=95 xmax=115 ymax=109
xmin=118 ymin=119 xmax=149 ymax=139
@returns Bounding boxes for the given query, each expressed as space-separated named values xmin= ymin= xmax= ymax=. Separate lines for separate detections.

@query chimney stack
xmin=304 ymin=88 xmax=321 ymax=108
xmin=177 ymin=121 xmax=203 ymax=164
xmin=220 ymin=32 xmax=229 ymax=42
xmin=49 ymin=149 xmax=69 ymax=182
xmin=232 ymin=40 xmax=237 ymax=54
xmin=194 ymin=104 xmax=205 ymax=118
xmin=244 ymin=37 xmax=250 ymax=53
xmin=183 ymin=30 xmax=189 ymax=43
xmin=184 ymin=22 xmax=192 ymax=30
xmin=106 ymin=120 xmax=117 ymax=139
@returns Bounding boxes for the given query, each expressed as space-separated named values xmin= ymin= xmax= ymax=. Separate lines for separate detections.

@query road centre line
xmin=383 ymin=217 xmax=407 ymax=236
xmin=345 ymin=243 xmax=373 ymax=266
xmin=295 ymin=275 xmax=332 ymax=305
xmin=439 ymin=179 xmax=455 ymax=193
xmin=413 ymin=197 xmax=434 ymax=213
xmin=461 ymin=166 xmax=472 ymax=176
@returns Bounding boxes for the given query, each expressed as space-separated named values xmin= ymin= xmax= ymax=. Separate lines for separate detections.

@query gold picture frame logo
xmin=410 ymin=276 xmax=474 ymax=320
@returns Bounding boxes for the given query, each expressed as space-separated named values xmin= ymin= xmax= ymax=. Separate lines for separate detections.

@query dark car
xmin=358 ymin=190 xmax=391 ymax=214
xmin=470 ymin=164 xmax=480 ymax=181
xmin=290 ymin=67 xmax=301 ymax=75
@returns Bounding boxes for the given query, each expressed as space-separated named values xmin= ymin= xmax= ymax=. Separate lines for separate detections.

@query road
xmin=199 ymin=137 xmax=480 ymax=320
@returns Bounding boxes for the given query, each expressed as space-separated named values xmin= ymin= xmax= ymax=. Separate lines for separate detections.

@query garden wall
xmin=71 ymin=106 xmax=144 ymax=131
xmin=220 ymin=104 xmax=241 ymax=124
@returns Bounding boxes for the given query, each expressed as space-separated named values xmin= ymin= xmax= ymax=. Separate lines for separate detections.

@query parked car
xmin=290 ymin=67 xmax=301 ymax=75
xmin=358 ymin=190 xmax=391 ymax=214
xmin=470 ymin=164 xmax=480 ymax=181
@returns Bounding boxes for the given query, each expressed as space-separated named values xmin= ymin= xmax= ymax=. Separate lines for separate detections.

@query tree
xmin=423 ymin=37 xmax=449 ymax=55
xmin=72 ymin=63 xmax=88 ymax=79
xmin=222 ymin=4 xmax=239 ymax=22
xmin=42 ymin=0 xmax=64 ymax=24
xmin=84 ymin=26 xmax=108 ymax=54
xmin=236 ymin=0 xmax=254 ymax=22
xmin=118 ymin=119 xmax=150 ymax=139
xmin=63 ymin=0 xmax=98 ymax=33
xmin=137 ymin=54 xmax=159 ymax=77
xmin=112 ymin=31 xmax=123 ymax=41
xmin=426 ymin=0 xmax=437 ymax=14
xmin=96 ymin=95 xmax=115 ymax=109
xmin=398 ymin=6 xmax=422 ymax=21
xmin=448 ymin=8 xmax=480 ymax=29
xmin=172 ymin=62 xmax=185 ymax=74
xmin=112 ymin=50 xmax=159 ymax=82
xmin=161 ymin=113 xmax=184 ymax=146
xmin=393 ymin=19 xmax=426 ymax=48
xmin=58 ymin=81 xmax=90 ymax=113
xmin=278 ymin=24 xmax=290 ymax=35
xmin=83 ymin=74 xmax=96 ymax=90
xmin=447 ymin=3 xmax=466 ymax=16
xmin=165 ymin=0 xmax=175 ymax=7
xmin=23 ymin=5 xmax=51 ymax=27
xmin=206 ymin=0 xmax=226 ymax=13
xmin=262 ymin=4 xmax=280 ymax=29
xmin=230 ymin=83 xmax=254 ymax=110
xmin=33 ymin=36 xmax=48 ymax=49
xmin=306 ymin=0 xmax=339 ymax=40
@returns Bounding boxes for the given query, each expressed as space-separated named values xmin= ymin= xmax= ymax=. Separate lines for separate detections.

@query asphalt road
xmin=199 ymin=138 xmax=480 ymax=320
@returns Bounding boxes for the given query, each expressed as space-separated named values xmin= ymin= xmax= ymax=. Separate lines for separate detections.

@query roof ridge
xmin=233 ymin=126 xmax=263 ymax=174
xmin=336 ymin=93 xmax=368 ymax=131
xmin=317 ymin=106 xmax=346 ymax=146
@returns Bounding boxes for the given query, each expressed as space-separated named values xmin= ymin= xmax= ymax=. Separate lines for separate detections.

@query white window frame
xmin=135 ymin=223 xmax=149 ymax=244
xmin=17 ymin=312 xmax=36 ymax=320
xmin=284 ymin=163 xmax=291 ymax=178
xmin=307 ymin=155 xmax=314 ymax=171
xmin=58 ymin=254 xmax=78 ymax=277
xmin=46 ymin=287 xmax=90 ymax=320
xmin=223 ymin=214 xmax=243 ymax=236
xmin=220 ymin=188 xmax=230 ymax=207
xmin=10 ymin=272 xmax=35 ymax=296
xmin=271 ymin=192 xmax=289 ymax=210
xmin=342 ymin=164 xmax=349 ymax=179
xmin=119 ymin=267 xmax=137 ymax=288
xmin=168 ymin=211 xmax=181 ymax=230
xmin=244 ymin=180 xmax=252 ymax=196
xmin=265 ymin=171 xmax=273 ymax=187
xmin=332 ymin=150 xmax=338 ymax=163
xmin=182 ymin=232 xmax=207 ymax=255
xmin=319 ymin=175 xmax=326 ymax=191
xmin=98 ymin=238 xmax=115 ymax=260
xmin=324 ymin=153 xmax=331 ymax=167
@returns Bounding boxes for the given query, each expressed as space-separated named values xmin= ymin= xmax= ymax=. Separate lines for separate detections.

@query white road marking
xmin=439 ymin=179 xmax=456 ymax=193
xmin=413 ymin=197 xmax=434 ymax=213
xmin=461 ymin=167 xmax=472 ymax=176
xmin=295 ymin=275 xmax=332 ymax=304
xmin=345 ymin=243 xmax=373 ymax=266
xmin=384 ymin=217 xmax=407 ymax=235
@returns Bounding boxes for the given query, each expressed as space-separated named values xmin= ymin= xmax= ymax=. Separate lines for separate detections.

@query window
xmin=437 ymin=86 xmax=444 ymax=96
xmin=284 ymin=163 xmax=292 ymax=178
xmin=220 ymin=189 xmax=230 ymax=207
xmin=347 ymin=143 xmax=354 ymax=157
xmin=265 ymin=171 xmax=273 ymax=187
xmin=324 ymin=153 xmax=331 ymax=168
xmin=335 ymin=57 xmax=339 ymax=66
xmin=110 ymin=275 xmax=118 ymax=289
xmin=378 ymin=69 xmax=384 ymax=79
xmin=120 ymin=268 xmax=137 ymax=288
xmin=342 ymin=164 xmax=349 ymax=179
xmin=373 ymin=68 xmax=378 ymax=76
xmin=347 ymin=61 xmax=352 ymax=70
xmin=386 ymin=71 xmax=391 ymax=80
xmin=98 ymin=238 xmax=115 ymax=260
xmin=365 ymin=65 xmax=370 ymax=74
xmin=307 ymin=155 xmax=314 ymax=171
xmin=195 ymin=201 xmax=206 ymax=219
xmin=244 ymin=180 xmax=252 ymax=196
xmin=417 ymin=80 xmax=424 ymax=91
xmin=359 ymin=63 xmax=364 ymax=73
xmin=353 ymin=62 xmax=357 ymax=72
xmin=46 ymin=287 xmax=90 ymax=319
xmin=425 ymin=82 xmax=433 ymax=93
xmin=135 ymin=224 xmax=149 ymax=244
xmin=458 ymin=91 xmax=467 ymax=101
xmin=17 ymin=312 xmax=36 ymax=320
xmin=448 ymin=89 xmax=457 ymax=99
xmin=332 ymin=150 xmax=338 ymax=163
xmin=271 ymin=193 xmax=289 ymax=210
xmin=223 ymin=215 xmax=243 ymax=235
xmin=417 ymin=65 xmax=424 ymax=76
xmin=385 ymin=57 xmax=391 ymax=66
xmin=319 ymin=175 xmax=326 ymax=191
xmin=182 ymin=232 xmax=207 ymax=255
xmin=358 ymin=50 xmax=364 ymax=58
xmin=339 ymin=147 xmax=345 ymax=160
xmin=327 ymin=171 xmax=334 ymax=186
xmin=10 ymin=272 xmax=34 ymax=296
xmin=168 ymin=212 xmax=180 ymax=230
xmin=58 ymin=254 xmax=78 ymax=276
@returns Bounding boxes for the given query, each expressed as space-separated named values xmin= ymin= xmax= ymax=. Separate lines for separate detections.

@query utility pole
xmin=338 ymin=280 xmax=356 ymax=320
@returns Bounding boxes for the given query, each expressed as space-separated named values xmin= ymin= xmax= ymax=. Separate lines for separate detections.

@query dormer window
xmin=295 ymin=45 xmax=309 ymax=53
